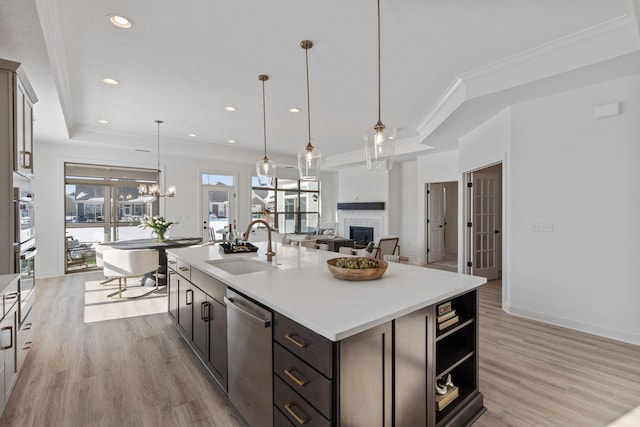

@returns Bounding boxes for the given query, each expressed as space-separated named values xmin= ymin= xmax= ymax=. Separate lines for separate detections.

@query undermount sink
xmin=205 ymin=258 xmax=277 ymax=275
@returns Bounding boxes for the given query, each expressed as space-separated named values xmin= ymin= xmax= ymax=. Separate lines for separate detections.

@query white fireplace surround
xmin=339 ymin=211 xmax=387 ymax=242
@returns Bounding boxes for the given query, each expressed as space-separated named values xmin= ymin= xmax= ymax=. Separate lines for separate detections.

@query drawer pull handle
xmin=0 ymin=326 xmax=13 ymax=350
xmin=284 ymin=333 xmax=308 ymax=348
xmin=284 ymin=368 xmax=309 ymax=386
xmin=179 ymin=266 xmax=189 ymax=271
xmin=284 ymin=402 xmax=310 ymax=425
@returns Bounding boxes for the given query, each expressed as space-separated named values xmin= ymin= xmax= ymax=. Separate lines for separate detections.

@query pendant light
xmin=138 ymin=120 xmax=176 ymax=197
xmin=256 ymin=75 xmax=276 ymax=186
xmin=364 ymin=0 xmax=398 ymax=170
xmin=298 ymin=40 xmax=322 ymax=181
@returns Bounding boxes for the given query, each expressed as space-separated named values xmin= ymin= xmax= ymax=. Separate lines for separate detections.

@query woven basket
xmin=326 ymin=258 xmax=388 ymax=281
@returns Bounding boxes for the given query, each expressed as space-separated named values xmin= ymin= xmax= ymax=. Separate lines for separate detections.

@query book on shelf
xmin=437 ymin=309 xmax=457 ymax=323
xmin=436 ymin=385 xmax=459 ymax=411
xmin=438 ymin=315 xmax=459 ymax=330
xmin=437 ymin=301 xmax=452 ymax=316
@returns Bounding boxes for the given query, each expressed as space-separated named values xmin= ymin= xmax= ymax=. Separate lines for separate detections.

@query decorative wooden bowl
xmin=326 ymin=258 xmax=388 ymax=281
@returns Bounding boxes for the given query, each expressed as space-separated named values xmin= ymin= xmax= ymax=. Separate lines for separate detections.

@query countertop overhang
xmin=168 ymin=242 xmax=486 ymax=341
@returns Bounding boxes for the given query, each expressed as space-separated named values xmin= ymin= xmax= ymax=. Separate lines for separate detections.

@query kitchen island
xmin=167 ymin=241 xmax=486 ymax=427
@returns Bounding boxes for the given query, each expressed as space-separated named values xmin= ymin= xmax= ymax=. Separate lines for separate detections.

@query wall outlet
xmin=532 ymin=221 xmax=553 ymax=232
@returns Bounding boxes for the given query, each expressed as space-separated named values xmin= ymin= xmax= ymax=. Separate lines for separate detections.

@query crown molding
xmin=417 ymin=14 xmax=640 ymax=144
xmin=35 ymin=0 xmax=73 ymax=138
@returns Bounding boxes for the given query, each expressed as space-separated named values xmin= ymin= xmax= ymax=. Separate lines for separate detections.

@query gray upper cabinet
xmin=0 ymin=59 xmax=37 ymax=180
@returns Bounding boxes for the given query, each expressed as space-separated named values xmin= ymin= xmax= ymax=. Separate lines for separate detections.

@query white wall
xmin=399 ymin=161 xmax=418 ymax=257
xmin=508 ymin=73 xmax=640 ymax=345
xmin=337 ymin=165 xmax=388 ymax=203
xmin=443 ymin=182 xmax=458 ymax=256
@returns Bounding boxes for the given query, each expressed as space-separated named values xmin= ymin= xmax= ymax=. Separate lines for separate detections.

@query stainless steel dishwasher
xmin=225 ymin=289 xmax=273 ymax=427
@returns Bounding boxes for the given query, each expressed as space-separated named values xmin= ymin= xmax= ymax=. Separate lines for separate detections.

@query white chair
xmin=316 ymin=243 xmax=330 ymax=251
xmin=96 ymin=242 xmax=118 ymax=284
xmin=299 ymin=240 xmax=316 ymax=249
xmin=338 ymin=246 xmax=354 ymax=255
xmin=102 ymin=249 xmax=159 ymax=298
xmin=383 ymin=254 xmax=422 ymax=267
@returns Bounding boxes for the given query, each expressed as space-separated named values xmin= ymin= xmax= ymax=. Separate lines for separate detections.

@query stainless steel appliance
xmin=224 ymin=289 xmax=273 ymax=427
xmin=14 ymin=188 xmax=35 ymax=245
xmin=14 ymin=187 xmax=36 ymax=324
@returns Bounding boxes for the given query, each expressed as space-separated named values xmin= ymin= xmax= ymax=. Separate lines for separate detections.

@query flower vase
xmin=155 ymin=230 xmax=167 ymax=242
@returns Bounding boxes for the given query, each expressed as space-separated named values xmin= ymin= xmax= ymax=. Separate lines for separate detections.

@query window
xmin=64 ymin=163 xmax=159 ymax=272
xmin=251 ymin=177 xmax=320 ymax=234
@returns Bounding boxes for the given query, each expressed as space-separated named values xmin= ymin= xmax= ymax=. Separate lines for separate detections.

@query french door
xmin=467 ymin=171 xmax=499 ymax=279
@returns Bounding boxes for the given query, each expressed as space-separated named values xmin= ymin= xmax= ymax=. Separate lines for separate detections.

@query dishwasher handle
xmin=224 ymin=296 xmax=271 ymax=328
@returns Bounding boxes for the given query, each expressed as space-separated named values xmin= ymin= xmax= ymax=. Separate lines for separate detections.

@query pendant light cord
xmin=261 ymin=78 xmax=268 ymax=158
xmin=377 ymin=0 xmax=382 ymax=123
xmin=305 ymin=43 xmax=312 ymax=149
xmin=156 ymin=120 xmax=162 ymax=178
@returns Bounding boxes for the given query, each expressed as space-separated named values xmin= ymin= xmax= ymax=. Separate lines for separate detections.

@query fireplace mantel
xmin=337 ymin=202 xmax=385 ymax=210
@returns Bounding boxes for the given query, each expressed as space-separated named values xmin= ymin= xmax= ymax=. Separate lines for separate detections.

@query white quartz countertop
xmin=0 ymin=274 xmax=19 ymax=291
xmin=168 ymin=242 xmax=486 ymax=341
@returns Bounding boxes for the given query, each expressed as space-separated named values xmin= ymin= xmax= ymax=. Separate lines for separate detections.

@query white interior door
xmin=427 ymin=183 xmax=445 ymax=262
xmin=202 ymin=186 xmax=236 ymax=241
xmin=469 ymin=171 xmax=499 ymax=279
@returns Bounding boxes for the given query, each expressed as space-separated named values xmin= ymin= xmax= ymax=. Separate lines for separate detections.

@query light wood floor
xmin=2 ymin=274 xmax=639 ymax=426
xmin=475 ymin=281 xmax=640 ymax=427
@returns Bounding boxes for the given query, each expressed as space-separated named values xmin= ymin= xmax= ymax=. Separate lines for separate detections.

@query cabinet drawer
xmin=274 ymin=375 xmax=330 ymax=427
xmin=166 ymin=253 xmax=178 ymax=271
xmin=176 ymin=259 xmax=191 ymax=280
xmin=274 ymin=313 xmax=333 ymax=379
xmin=191 ymin=267 xmax=225 ymax=304
xmin=274 ymin=343 xmax=333 ymax=419
xmin=274 ymin=406 xmax=295 ymax=427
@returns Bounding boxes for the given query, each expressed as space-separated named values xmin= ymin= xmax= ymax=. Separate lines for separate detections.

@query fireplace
xmin=350 ymin=226 xmax=374 ymax=246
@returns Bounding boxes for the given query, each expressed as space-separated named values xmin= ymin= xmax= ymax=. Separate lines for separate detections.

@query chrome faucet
xmin=243 ymin=219 xmax=276 ymax=262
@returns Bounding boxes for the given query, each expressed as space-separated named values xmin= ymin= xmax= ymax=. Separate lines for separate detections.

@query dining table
xmin=109 ymin=236 xmax=203 ymax=285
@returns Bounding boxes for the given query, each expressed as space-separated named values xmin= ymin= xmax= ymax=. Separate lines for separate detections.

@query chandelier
xmin=256 ymin=74 xmax=276 ymax=186
xmin=138 ymin=120 xmax=176 ymax=198
xmin=297 ymin=40 xmax=322 ymax=181
xmin=364 ymin=0 xmax=398 ymax=170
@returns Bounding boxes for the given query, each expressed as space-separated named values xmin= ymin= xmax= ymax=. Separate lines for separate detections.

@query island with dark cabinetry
xmin=168 ymin=242 xmax=486 ymax=427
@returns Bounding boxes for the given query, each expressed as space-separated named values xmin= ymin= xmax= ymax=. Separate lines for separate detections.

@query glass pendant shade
xmin=256 ymin=156 xmax=276 ymax=186
xmin=364 ymin=121 xmax=398 ymax=170
xmin=257 ymin=74 xmax=277 ymax=186
xmin=298 ymin=142 xmax=322 ymax=181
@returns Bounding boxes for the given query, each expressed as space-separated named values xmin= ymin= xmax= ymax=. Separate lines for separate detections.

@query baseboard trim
xmin=504 ymin=303 xmax=640 ymax=346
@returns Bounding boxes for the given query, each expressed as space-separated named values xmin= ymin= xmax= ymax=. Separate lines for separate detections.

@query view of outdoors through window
xmin=251 ymin=177 xmax=320 ymax=234
xmin=64 ymin=163 xmax=159 ymax=272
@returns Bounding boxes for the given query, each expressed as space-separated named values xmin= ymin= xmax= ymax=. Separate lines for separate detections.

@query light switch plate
xmin=532 ymin=222 xmax=553 ymax=232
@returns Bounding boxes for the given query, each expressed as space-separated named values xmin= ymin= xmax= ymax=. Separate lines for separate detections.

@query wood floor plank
xmin=1 ymin=274 xmax=639 ymax=426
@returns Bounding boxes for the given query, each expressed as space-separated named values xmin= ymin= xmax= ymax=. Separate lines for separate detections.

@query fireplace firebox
xmin=350 ymin=226 xmax=374 ymax=246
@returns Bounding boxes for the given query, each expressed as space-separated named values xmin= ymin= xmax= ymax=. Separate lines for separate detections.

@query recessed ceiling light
xmin=227 ymin=139 xmax=236 ymax=144
xmin=97 ymin=119 xmax=109 ymax=124
xmin=188 ymin=133 xmax=197 ymax=137
xmin=225 ymin=106 xmax=237 ymax=112
xmin=102 ymin=78 xmax=119 ymax=85
xmin=289 ymin=108 xmax=301 ymax=113
xmin=110 ymin=15 xmax=132 ymax=29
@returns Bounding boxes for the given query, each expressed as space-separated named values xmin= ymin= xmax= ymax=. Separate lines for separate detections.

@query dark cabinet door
xmin=192 ymin=286 xmax=209 ymax=361
xmin=167 ymin=268 xmax=178 ymax=320
xmin=208 ymin=298 xmax=227 ymax=390
xmin=176 ymin=277 xmax=193 ymax=340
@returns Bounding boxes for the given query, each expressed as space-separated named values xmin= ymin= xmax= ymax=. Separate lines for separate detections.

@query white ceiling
xmin=1 ymin=0 xmax=638 ymax=166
